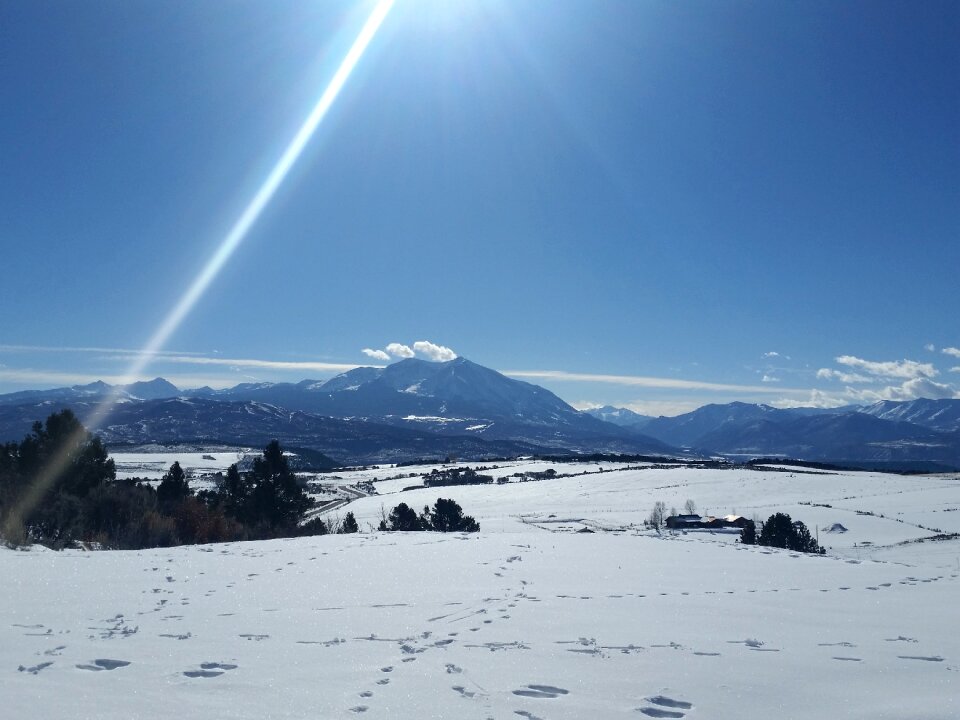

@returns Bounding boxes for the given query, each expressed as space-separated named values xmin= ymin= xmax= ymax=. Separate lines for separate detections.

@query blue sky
xmin=1 ymin=0 xmax=958 ymax=416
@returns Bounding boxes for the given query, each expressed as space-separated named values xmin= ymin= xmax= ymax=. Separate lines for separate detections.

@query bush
xmin=379 ymin=499 xmax=479 ymax=533
xmin=754 ymin=513 xmax=824 ymax=554
xmin=429 ymin=498 xmax=479 ymax=532
xmin=339 ymin=511 xmax=359 ymax=534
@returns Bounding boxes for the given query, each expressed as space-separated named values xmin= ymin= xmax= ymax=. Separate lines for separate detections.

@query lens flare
xmin=2 ymin=0 xmax=394 ymax=538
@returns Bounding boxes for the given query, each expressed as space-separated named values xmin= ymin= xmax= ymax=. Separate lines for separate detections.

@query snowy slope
xmin=3 ymin=464 xmax=959 ymax=719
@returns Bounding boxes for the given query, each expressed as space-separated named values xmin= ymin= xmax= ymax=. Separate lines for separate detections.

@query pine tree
xmin=157 ymin=462 xmax=190 ymax=507
xmin=245 ymin=440 xmax=312 ymax=531
xmin=339 ymin=511 xmax=359 ymax=534
xmin=429 ymin=498 xmax=480 ymax=532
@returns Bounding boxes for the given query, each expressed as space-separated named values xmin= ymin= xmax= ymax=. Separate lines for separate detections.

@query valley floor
xmin=3 ymin=464 xmax=959 ymax=719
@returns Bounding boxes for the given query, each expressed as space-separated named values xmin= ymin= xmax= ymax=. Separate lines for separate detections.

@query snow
xmin=110 ymin=450 xmax=252 ymax=480
xmin=400 ymin=415 xmax=464 ymax=423
xmin=3 ymin=463 xmax=959 ymax=719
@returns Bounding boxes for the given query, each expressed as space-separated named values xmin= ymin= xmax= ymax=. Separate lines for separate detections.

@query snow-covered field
xmin=110 ymin=449 xmax=253 ymax=480
xmin=3 ymin=463 xmax=959 ymax=719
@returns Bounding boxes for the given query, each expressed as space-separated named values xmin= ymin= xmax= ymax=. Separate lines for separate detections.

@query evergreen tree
xmin=339 ymin=511 xmax=359 ymax=534
xmin=245 ymin=440 xmax=312 ymax=531
xmin=429 ymin=498 xmax=480 ymax=532
xmin=739 ymin=519 xmax=757 ymax=545
xmin=757 ymin=512 xmax=823 ymax=554
xmin=217 ymin=463 xmax=251 ymax=518
xmin=384 ymin=502 xmax=422 ymax=531
xmin=157 ymin=462 xmax=190 ymax=507
xmin=1 ymin=410 xmax=115 ymax=546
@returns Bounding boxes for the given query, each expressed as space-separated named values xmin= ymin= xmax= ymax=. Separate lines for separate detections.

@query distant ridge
xmin=1 ymin=364 xmax=958 ymax=469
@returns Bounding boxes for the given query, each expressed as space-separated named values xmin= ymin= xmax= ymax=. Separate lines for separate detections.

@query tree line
xmin=0 ymin=410 xmax=350 ymax=549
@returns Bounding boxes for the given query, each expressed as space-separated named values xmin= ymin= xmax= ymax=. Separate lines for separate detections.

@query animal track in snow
xmin=637 ymin=696 xmax=694 ymax=718
xmin=183 ymin=662 xmax=237 ymax=678
xmin=898 ymin=655 xmax=944 ymax=662
xmin=18 ymin=661 xmax=53 ymax=675
xmin=647 ymin=696 xmax=692 ymax=710
xmin=76 ymin=659 xmax=131 ymax=671
xmin=513 ymin=684 xmax=569 ymax=698
xmin=832 ymin=656 xmax=862 ymax=662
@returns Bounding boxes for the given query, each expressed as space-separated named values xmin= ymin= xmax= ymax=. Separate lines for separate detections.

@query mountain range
xmin=1 ymin=358 xmax=959 ymax=470
xmin=586 ymin=398 xmax=960 ymax=470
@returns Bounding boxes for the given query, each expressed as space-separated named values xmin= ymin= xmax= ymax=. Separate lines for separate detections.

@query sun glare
xmin=2 ymin=0 xmax=395 ymax=536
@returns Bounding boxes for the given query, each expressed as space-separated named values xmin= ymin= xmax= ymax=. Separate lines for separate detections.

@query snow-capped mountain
xmin=183 ymin=358 xmax=676 ymax=455
xmin=858 ymin=398 xmax=960 ymax=432
xmin=0 ymin=377 xmax=180 ymax=406
xmin=583 ymin=405 xmax=653 ymax=429
xmin=3 ymin=365 xmax=959 ymax=469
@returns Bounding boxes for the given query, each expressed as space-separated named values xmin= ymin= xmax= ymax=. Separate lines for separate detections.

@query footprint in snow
xmin=512 ymin=684 xmax=569 ymax=699
xmin=183 ymin=662 xmax=237 ymax=678
xmin=76 ymin=659 xmax=131 ymax=671
xmin=637 ymin=696 xmax=694 ymax=718
xmin=18 ymin=662 xmax=54 ymax=675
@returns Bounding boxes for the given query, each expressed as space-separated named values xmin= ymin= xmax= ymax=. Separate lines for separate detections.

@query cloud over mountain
xmin=386 ymin=343 xmax=415 ymax=358
xmin=412 ymin=341 xmax=457 ymax=362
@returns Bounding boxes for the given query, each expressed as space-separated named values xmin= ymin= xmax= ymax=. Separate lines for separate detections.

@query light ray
xmin=2 ymin=0 xmax=395 ymax=539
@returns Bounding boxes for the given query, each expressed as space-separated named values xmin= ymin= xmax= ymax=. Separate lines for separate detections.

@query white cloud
xmin=385 ymin=343 xmax=415 ymax=358
xmin=761 ymin=375 xmax=780 ymax=383
xmin=942 ymin=347 xmax=960 ymax=358
xmin=762 ymin=351 xmax=780 ymax=358
xmin=835 ymin=355 xmax=937 ymax=380
xmin=160 ymin=355 xmax=363 ymax=373
xmin=925 ymin=343 xmax=936 ymax=352
xmin=361 ymin=348 xmax=390 ymax=362
xmin=816 ymin=368 xmax=872 ymax=384
xmin=0 ymin=344 xmax=207 ymax=357
xmin=503 ymin=369 xmax=809 ymax=395
xmin=845 ymin=377 xmax=958 ymax=403
xmin=769 ymin=389 xmax=851 ymax=410
xmin=413 ymin=341 xmax=457 ymax=362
